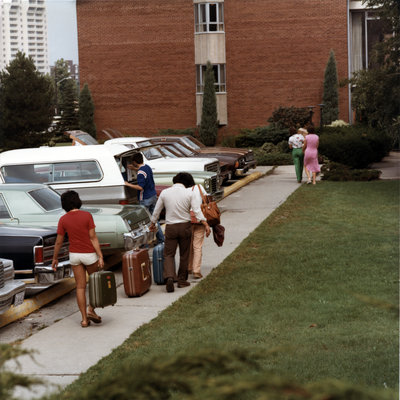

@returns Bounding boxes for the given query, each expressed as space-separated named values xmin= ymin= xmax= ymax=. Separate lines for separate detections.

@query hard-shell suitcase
xmin=122 ymin=249 xmax=151 ymax=297
xmin=89 ymin=270 xmax=117 ymax=308
xmin=152 ymin=243 xmax=165 ymax=285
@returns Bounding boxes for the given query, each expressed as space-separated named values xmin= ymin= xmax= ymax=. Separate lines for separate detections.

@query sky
xmin=46 ymin=0 xmax=79 ymax=65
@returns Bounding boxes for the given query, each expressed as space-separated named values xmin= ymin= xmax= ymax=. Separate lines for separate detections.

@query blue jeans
xmin=140 ymin=195 xmax=165 ymax=243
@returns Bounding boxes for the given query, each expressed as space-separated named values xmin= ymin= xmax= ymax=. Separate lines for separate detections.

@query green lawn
xmin=49 ymin=181 xmax=399 ymax=400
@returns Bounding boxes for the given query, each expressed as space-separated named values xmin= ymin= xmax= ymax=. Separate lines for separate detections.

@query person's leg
xmin=72 ymin=264 xmax=89 ymax=326
xmin=292 ymin=149 xmax=302 ymax=182
xmin=86 ymin=261 xmax=101 ymax=322
xmin=191 ymin=224 xmax=206 ymax=275
xmin=312 ymin=171 xmax=317 ymax=185
xmin=163 ymin=224 xmax=178 ymax=280
xmin=177 ymin=222 xmax=192 ymax=284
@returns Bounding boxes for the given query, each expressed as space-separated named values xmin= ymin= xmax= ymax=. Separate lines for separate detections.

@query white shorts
xmin=69 ymin=252 xmax=98 ymax=266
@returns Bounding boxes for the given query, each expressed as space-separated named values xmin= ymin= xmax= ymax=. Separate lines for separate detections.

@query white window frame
xmin=194 ymin=3 xmax=224 ymax=33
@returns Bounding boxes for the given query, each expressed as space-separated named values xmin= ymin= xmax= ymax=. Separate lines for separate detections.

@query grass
xmin=47 ymin=181 xmax=399 ymax=399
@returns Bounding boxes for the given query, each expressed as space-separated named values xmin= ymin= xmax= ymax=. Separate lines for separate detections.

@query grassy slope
xmin=56 ymin=181 xmax=399 ymax=398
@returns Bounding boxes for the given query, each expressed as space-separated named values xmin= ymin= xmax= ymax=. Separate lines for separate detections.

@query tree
xmin=199 ymin=61 xmax=218 ymax=146
xmin=0 ymin=52 xmax=53 ymax=149
xmin=53 ymin=58 xmax=76 ymax=114
xmin=79 ymin=83 xmax=97 ymax=138
xmin=56 ymin=78 xmax=79 ymax=140
xmin=350 ymin=0 xmax=400 ymax=147
xmin=322 ymin=50 xmax=339 ymax=125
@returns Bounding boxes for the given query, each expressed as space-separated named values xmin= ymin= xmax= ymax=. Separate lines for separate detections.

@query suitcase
xmin=152 ymin=243 xmax=165 ymax=285
xmin=122 ymin=249 xmax=151 ymax=297
xmin=89 ymin=270 xmax=117 ymax=308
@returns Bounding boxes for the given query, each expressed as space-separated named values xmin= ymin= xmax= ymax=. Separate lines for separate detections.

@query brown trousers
xmin=163 ymin=222 xmax=192 ymax=281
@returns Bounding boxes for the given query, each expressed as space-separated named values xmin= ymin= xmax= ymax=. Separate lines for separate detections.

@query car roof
xmin=0 ymin=182 xmax=48 ymax=191
xmin=0 ymin=144 xmax=135 ymax=164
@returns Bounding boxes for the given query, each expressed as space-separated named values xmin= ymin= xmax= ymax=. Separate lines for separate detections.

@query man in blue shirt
xmin=125 ymin=152 xmax=165 ymax=243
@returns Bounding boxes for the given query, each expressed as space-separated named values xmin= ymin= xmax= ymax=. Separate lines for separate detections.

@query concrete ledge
xmin=0 ymin=278 xmax=76 ymax=329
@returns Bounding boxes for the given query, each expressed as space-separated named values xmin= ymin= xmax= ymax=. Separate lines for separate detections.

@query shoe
xmin=81 ymin=320 xmax=91 ymax=328
xmin=166 ymin=277 xmax=175 ymax=293
xmin=306 ymin=180 xmax=312 ymax=184
xmin=177 ymin=280 xmax=190 ymax=288
xmin=193 ymin=273 xmax=203 ymax=279
xmin=87 ymin=313 xmax=102 ymax=324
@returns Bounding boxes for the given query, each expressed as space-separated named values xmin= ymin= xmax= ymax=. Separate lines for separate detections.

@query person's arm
xmin=52 ymin=234 xmax=65 ymax=271
xmin=149 ymin=195 xmax=164 ymax=231
xmin=125 ymin=181 xmax=143 ymax=191
xmin=302 ymin=139 xmax=307 ymax=152
xmin=89 ymin=228 xmax=104 ymax=269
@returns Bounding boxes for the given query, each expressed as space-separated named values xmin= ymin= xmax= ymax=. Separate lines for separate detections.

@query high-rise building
xmin=0 ymin=0 xmax=49 ymax=74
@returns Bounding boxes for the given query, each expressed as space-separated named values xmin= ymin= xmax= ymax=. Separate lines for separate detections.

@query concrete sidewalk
xmin=10 ymin=155 xmax=398 ymax=400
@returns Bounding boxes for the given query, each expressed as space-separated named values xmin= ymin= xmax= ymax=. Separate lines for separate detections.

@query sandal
xmin=81 ymin=320 xmax=91 ymax=328
xmin=87 ymin=313 xmax=102 ymax=324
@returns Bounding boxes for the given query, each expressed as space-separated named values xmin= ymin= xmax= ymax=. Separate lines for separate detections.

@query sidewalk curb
xmin=0 ymin=278 xmax=76 ymax=329
xmin=222 ymin=167 xmax=275 ymax=199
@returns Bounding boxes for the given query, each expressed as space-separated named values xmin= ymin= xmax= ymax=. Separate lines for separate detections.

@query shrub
xmin=321 ymin=162 xmax=382 ymax=181
xmin=254 ymin=150 xmax=292 ymax=166
xmin=319 ymin=125 xmax=391 ymax=168
xmin=235 ymin=126 xmax=289 ymax=147
xmin=157 ymin=128 xmax=196 ymax=137
xmin=267 ymin=106 xmax=311 ymax=129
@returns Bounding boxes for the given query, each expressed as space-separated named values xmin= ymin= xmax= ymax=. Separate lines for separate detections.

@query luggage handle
xmin=141 ymin=262 xmax=149 ymax=281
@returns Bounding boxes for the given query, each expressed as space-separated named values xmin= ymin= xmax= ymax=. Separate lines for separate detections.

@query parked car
xmin=105 ymin=139 xmax=224 ymax=200
xmin=0 ymin=257 xmax=25 ymax=313
xmin=0 ymin=226 xmax=70 ymax=295
xmin=154 ymin=135 xmax=257 ymax=177
xmin=146 ymin=137 xmax=248 ymax=182
xmin=0 ymin=144 xmax=141 ymax=205
xmin=0 ymin=184 xmax=155 ymax=262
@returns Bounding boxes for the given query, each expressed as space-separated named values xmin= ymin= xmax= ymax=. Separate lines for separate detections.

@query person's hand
xmin=98 ymin=256 xmax=104 ymax=270
xmin=51 ymin=259 xmax=58 ymax=271
xmin=204 ymin=222 xmax=211 ymax=237
xmin=149 ymin=222 xmax=157 ymax=232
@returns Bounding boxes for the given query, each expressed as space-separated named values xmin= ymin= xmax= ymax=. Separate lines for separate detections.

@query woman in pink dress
xmin=303 ymin=126 xmax=320 ymax=185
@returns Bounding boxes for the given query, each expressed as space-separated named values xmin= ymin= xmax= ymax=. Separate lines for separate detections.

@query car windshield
xmin=141 ymin=147 xmax=164 ymax=160
xmin=28 ymin=188 xmax=62 ymax=211
xmin=171 ymin=142 xmax=194 ymax=156
xmin=158 ymin=146 xmax=178 ymax=158
xmin=181 ymin=137 xmax=202 ymax=150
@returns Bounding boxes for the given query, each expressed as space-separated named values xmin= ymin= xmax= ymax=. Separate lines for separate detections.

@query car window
xmin=28 ymin=188 xmax=62 ymax=211
xmin=1 ymin=165 xmax=47 ymax=183
xmin=158 ymin=146 xmax=178 ymax=158
xmin=0 ymin=195 xmax=11 ymax=218
xmin=52 ymin=161 xmax=102 ymax=182
xmin=181 ymin=137 xmax=202 ymax=150
xmin=142 ymin=147 xmax=162 ymax=160
xmin=171 ymin=142 xmax=194 ymax=156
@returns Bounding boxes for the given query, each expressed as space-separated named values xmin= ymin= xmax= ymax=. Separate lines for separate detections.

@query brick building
xmin=76 ymin=0 xmax=377 ymax=139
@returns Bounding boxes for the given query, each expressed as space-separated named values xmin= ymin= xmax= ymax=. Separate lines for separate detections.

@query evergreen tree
xmin=199 ymin=61 xmax=218 ymax=146
xmin=79 ymin=83 xmax=97 ymax=138
xmin=57 ymin=78 xmax=79 ymax=140
xmin=322 ymin=50 xmax=339 ymax=125
xmin=0 ymin=52 xmax=53 ymax=149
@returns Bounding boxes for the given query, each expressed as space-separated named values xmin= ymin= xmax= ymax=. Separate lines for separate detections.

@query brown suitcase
xmin=122 ymin=249 xmax=151 ymax=297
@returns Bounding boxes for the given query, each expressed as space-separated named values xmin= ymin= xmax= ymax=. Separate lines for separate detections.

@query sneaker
xmin=166 ymin=278 xmax=174 ymax=293
xmin=177 ymin=280 xmax=190 ymax=288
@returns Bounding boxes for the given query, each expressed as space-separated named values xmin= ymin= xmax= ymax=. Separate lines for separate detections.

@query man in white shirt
xmin=149 ymin=172 xmax=210 ymax=292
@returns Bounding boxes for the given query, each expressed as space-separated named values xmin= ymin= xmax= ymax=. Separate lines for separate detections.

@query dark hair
xmin=307 ymin=125 xmax=315 ymax=134
xmin=61 ymin=190 xmax=82 ymax=212
xmin=289 ymin=126 xmax=297 ymax=135
xmin=173 ymin=172 xmax=195 ymax=188
xmin=131 ymin=152 xmax=144 ymax=164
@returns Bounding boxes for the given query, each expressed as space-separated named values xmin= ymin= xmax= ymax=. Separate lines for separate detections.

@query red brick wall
xmin=77 ymin=0 xmax=349 ymax=139
xmin=77 ymin=0 xmax=196 ymax=137
xmin=225 ymin=0 xmax=349 ymax=135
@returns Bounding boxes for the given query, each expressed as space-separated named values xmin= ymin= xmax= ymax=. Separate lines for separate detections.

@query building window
xmin=194 ymin=3 xmax=224 ymax=33
xmin=350 ymin=11 xmax=388 ymax=75
xmin=196 ymin=64 xmax=226 ymax=93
